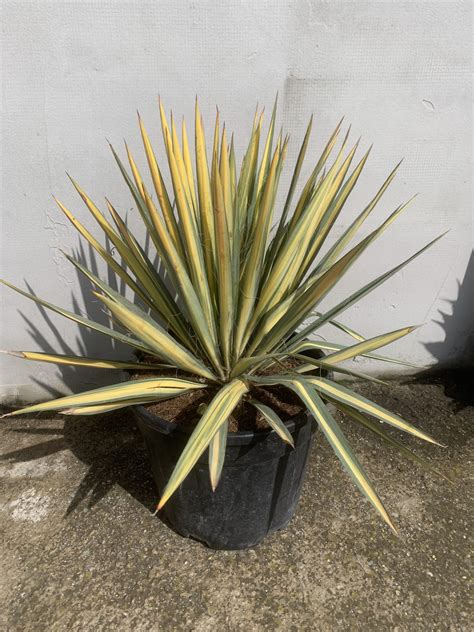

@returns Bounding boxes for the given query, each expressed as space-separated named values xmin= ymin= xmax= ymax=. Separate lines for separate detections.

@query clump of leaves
xmin=2 ymin=98 xmax=446 ymax=531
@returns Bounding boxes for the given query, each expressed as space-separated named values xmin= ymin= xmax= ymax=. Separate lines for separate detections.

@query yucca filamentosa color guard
xmin=2 ymin=97 xmax=447 ymax=531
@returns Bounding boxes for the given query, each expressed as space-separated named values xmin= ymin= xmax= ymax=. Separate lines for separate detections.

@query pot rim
xmin=133 ymin=403 xmax=312 ymax=446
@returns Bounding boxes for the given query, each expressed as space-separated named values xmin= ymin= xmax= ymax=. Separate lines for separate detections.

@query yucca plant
xmin=2 ymin=97 xmax=446 ymax=533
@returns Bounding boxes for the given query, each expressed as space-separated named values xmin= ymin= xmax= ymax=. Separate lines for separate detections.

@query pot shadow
xmin=0 ymin=408 xmax=309 ymax=544
xmin=410 ymin=250 xmax=474 ymax=411
xmin=62 ymin=410 xmax=157 ymax=513
xmin=1 ymin=408 xmax=158 ymax=514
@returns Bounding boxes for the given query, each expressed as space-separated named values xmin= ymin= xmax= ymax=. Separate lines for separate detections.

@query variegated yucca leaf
xmin=158 ymin=379 xmax=248 ymax=509
xmin=292 ymin=338 xmax=422 ymax=369
xmin=279 ymin=376 xmax=396 ymax=532
xmin=2 ymin=378 xmax=205 ymax=418
xmin=248 ymin=399 xmax=294 ymax=447
xmin=306 ymin=377 xmax=442 ymax=446
xmin=3 ymin=350 xmax=171 ymax=371
xmin=2 ymin=98 xmax=445 ymax=527
xmin=329 ymin=400 xmax=451 ymax=482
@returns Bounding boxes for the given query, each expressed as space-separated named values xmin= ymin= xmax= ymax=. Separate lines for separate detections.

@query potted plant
xmin=2 ymin=98 xmax=446 ymax=550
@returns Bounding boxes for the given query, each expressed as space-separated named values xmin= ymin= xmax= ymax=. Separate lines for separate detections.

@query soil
xmin=130 ymin=354 xmax=314 ymax=432
xmin=144 ymin=384 xmax=305 ymax=432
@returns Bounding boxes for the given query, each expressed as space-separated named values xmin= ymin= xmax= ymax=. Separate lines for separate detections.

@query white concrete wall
xmin=1 ymin=0 xmax=472 ymax=403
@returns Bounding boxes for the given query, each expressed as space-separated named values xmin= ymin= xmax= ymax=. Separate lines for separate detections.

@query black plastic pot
xmin=133 ymin=346 xmax=328 ymax=550
xmin=134 ymin=404 xmax=317 ymax=550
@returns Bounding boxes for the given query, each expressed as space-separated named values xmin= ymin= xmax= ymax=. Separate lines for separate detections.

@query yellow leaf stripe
xmin=5 ymin=351 xmax=170 ymax=371
xmin=209 ymin=422 xmax=228 ymax=491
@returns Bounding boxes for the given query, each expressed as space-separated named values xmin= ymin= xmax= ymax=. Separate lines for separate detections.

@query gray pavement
xmin=1 ymin=373 xmax=472 ymax=631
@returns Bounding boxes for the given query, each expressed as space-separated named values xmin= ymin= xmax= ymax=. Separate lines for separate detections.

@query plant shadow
xmin=1 ymin=408 xmax=158 ymax=514
xmin=6 ymin=224 xmax=168 ymax=515
xmin=410 ymin=250 xmax=474 ymax=411
xmin=62 ymin=409 xmax=157 ymax=513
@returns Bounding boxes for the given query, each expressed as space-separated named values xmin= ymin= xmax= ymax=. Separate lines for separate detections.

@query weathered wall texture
xmin=1 ymin=1 xmax=472 ymax=402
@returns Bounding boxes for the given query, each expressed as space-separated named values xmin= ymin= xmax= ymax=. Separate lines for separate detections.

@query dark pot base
xmin=134 ymin=406 xmax=317 ymax=550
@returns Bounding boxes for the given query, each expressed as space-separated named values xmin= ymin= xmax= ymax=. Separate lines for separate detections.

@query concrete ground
xmin=1 ymin=372 xmax=472 ymax=631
